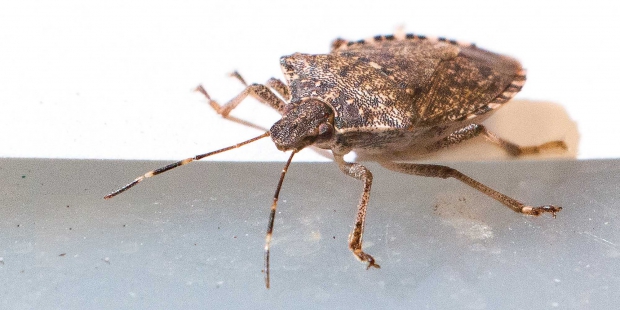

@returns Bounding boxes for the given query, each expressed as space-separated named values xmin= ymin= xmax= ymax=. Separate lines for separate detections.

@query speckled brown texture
xmin=276 ymin=34 xmax=526 ymax=156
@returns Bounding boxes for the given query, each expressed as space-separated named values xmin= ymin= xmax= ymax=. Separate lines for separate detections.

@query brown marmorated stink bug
xmin=105 ymin=32 xmax=567 ymax=288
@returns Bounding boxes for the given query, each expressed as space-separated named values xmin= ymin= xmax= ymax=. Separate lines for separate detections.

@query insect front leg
xmin=265 ymin=77 xmax=291 ymax=101
xmin=379 ymin=161 xmax=561 ymax=217
xmin=427 ymin=124 xmax=567 ymax=156
xmin=228 ymin=71 xmax=291 ymax=101
xmin=333 ymin=154 xmax=381 ymax=270
xmin=195 ymin=77 xmax=289 ymax=117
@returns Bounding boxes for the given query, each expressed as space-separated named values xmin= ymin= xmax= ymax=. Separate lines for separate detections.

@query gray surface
xmin=1 ymin=158 xmax=619 ymax=309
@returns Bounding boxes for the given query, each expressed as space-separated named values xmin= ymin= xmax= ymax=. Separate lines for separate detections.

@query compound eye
xmin=316 ymin=123 xmax=334 ymax=142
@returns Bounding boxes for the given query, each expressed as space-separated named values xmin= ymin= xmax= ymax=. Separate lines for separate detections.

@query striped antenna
xmin=264 ymin=150 xmax=296 ymax=289
xmin=104 ymin=132 xmax=270 ymax=199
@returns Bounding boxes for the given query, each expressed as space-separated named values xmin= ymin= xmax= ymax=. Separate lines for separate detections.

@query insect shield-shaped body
xmin=106 ymin=33 xmax=566 ymax=288
xmin=277 ymin=37 xmax=519 ymax=153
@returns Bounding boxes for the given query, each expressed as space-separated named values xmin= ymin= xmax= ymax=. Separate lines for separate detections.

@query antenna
xmin=104 ymin=132 xmax=270 ymax=199
xmin=264 ymin=150 xmax=296 ymax=288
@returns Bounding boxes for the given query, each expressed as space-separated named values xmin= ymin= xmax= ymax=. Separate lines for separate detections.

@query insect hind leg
xmin=427 ymin=124 xmax=567 ymax=156
xmin=481 ymin=126 xmax=567 ymax=156
xmin=379 ymin=161 xmax=561 ymax=217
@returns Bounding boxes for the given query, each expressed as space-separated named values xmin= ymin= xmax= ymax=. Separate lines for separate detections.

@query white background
xmin=1 ymin=0 xmax=618 ymax=161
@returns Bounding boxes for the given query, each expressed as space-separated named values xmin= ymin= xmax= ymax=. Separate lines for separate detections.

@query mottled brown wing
xmin=280 ymin=53 xmax=414 ymax=131
xmin=331 ymin=35 xmax=525 ymax=127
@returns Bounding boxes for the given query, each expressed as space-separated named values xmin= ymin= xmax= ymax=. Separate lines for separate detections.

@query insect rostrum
xmin=106 ymin=32 xmax=567 ymax=288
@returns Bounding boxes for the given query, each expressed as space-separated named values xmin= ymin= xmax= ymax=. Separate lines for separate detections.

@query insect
xmin=105 ymin=32 xmax=566 ymax=288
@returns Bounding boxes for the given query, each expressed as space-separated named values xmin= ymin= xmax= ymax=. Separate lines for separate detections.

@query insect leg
xmin=481 ymin=126 xmax=567 ymax=156
xmin=379 ymin=161 xmax=562 ymax=217
xmin=195 ymin=82 xmax=287 ymax=117
xmin=333 ymin=154 xmax=381 ymax=270
xmin=265 ymin=78 xmax=291 ymax=101
xmin=228 ymin=71 xmax=290 ymax=101
xmin=427 ymin=124 xmax=567 ymax=156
